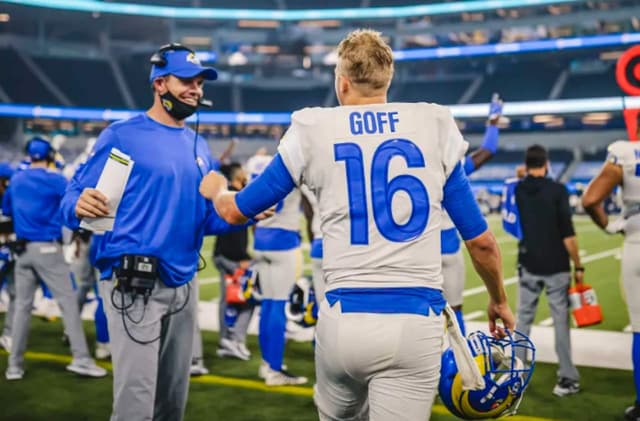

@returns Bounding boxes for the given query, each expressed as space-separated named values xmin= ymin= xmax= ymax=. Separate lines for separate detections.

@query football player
xmin=200 ymin=29 xmax=514 ymax=420
xmin=582 ymin=134 xmax=640 ymax=420
xmin=249 ymin=154 xmax=308 ymax=386
xmin=442 ymin=94 xmax=503 ymax=335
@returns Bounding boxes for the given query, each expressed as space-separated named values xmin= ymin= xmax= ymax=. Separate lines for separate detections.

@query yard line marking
xmin=539 ymin=318 xmax=554 ymax=327
xmin=0 ymin=349 xmax=558 ymax=421
xmin=199 ymin=277 xmax=219 ymax=285
xmin=463 ymin=248 xmax=620 ymax=298
xmin=463 ymin=311 xmax=484 ymax=321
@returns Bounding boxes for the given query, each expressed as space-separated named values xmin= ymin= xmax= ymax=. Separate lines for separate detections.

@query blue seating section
xmin=0 ymin=49 xmax=61 ymax=105
xmin=34 ymin=56 xmax=126 ymax=108
xmin=241 ymin=87 xmax=329 ymax=112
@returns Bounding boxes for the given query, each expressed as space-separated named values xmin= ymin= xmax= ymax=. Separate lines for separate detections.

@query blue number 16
xmin=334 ymin=138 xmax=430 ymax=245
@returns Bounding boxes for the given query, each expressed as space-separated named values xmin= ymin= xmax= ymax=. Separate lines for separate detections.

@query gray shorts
xmin=254 ymin=248 xmax=301 ymax=300
xmin=314 ymin=299 xmax=444 ymax=421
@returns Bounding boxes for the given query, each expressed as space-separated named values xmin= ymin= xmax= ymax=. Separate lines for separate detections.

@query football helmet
xmin=439 ymin=330 xmax=535 ymax=420
xmin=225 ymin=266 xmax=261 ymax=305
xmin=285 ymin=277 xmax=318 ymax=327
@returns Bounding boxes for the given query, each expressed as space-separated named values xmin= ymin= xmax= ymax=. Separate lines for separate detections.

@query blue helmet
xmin=439 ymin=330 xmax=535 ymax=419
xmin=285 ymin=277 xmax=318 ymax=327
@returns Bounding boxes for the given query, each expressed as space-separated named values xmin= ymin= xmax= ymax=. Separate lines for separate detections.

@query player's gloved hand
xmin=605 ymin=217 xmax=625 ymax=235
xmin=199 ymin=171 xmax=228 ymax=200
xmin=488 ymin=93 xmax=504 ymax=125
xmin=76 ymin=188 xmax=109 ymax=219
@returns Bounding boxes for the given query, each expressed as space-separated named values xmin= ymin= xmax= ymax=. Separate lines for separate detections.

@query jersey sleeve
xmin=607 ymin=140 xmax=633 ymax=167
xmin=277 ymin=111 xmax=309 ymax=186
xmin=440 ymin=107 xmax=469 ymax=178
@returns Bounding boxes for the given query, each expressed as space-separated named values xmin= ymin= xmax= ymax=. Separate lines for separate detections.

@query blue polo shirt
xmin=2 ymin=167 xmax=66 ymax=242
xmin=61 ymin=113 xmax=241 ymax=287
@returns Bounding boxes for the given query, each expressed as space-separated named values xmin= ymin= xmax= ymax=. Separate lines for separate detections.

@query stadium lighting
xmin=1 ymin=96 xmax=639 ymax=124
xmin=393 ymin=33 xmax=640 ymax=62
xmin=0 ymin=0 xmax=586 ymax=21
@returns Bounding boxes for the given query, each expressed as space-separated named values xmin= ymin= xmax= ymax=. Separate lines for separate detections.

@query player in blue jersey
xmin=441 ymin=94 xmax=503 ymax=336
xmin=201 ymin=29 xmax=515 ymax=421
xmin=60 ymin=44 xmax=271 ymax=421
xmin=3 ymin=138 xmax=107 ymax=381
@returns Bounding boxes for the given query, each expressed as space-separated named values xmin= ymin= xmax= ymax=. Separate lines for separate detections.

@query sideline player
xmin=582 ymin=135 xmax=640 ymax=420
xmin=250 ymin=154 xmax=307 ymax=386
xmin=200 ymin=29 xmax=514 ymax=420
xmin=441 ymin=94 xmax=503 ymax=335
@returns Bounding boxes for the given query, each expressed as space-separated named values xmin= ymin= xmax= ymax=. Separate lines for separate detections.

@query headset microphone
xmin=198 ymin=98 xmax=213 ymax=108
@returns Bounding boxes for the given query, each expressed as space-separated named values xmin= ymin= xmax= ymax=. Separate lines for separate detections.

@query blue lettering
xmin=349 ymin=112 xmax=363 ymax=135
xmin=389 ymin=111 xmax=399 ymax=132
xmin=349 ymin=111 xmax=400 ymax=135
xmin=363 ymin=111 xmax=376 ymax=134
xmin=376 ymin=112 xmax=387 ymax=133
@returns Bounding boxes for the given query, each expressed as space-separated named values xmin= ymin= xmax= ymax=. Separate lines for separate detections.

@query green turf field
xmin=200 ymin=215 xmax=629 ymax=333
xmin=0 ymin=215 xmax=635 ymax=420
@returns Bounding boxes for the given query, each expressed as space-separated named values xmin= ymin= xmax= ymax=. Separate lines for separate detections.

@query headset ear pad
xmin=149 ymin=43 xmax=194 ymax=68
xmin=150 ymin=51 xmax=167 ymax=67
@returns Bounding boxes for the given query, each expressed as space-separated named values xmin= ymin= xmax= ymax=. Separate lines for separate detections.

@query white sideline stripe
xmin=462 ymin=310 xmax=484 ymax=321
xmin=539 ymin=317 xmax=554 ymax=327
xmin=462 ymin=247 xmax=620 ymax=298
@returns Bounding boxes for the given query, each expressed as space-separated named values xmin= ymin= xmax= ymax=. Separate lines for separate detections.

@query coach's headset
xmin=25 ymin=137 xmax=56 ymax=162
xmin=149 ymin=43 xmax=213 ymax=108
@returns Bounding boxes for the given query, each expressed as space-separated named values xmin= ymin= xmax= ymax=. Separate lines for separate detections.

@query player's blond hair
xmin=336 ymin=29 xmax=394 ymax=95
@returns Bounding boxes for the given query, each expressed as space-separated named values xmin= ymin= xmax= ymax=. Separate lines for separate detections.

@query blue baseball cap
xmin=149 ymin=49 xmax=218 ymax=83
xmin=26 ymin=137 xmax=53 ymax=161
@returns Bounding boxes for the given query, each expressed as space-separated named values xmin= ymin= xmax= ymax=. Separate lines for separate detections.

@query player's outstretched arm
xmin=200 ymin=153 xmax=294 ymax=225
xmin=464 ymin=93 xmax=503 ymax=174
xmin=582 ymin=161 xmax=623 ymax=232
xmin=200 ymin=172 xmax=247 ymax=224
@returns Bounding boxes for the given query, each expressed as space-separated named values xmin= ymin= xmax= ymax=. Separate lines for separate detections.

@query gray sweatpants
xmin=214 ymin=255 xmax=255 ymax=343
xmin=73 ymin=238 xmax=97 ymax=311
xmin=1 ymin=263 xmax=15 ymax=337
xmin=191 ymin=276 xmax=203 ymax=361
xmin=100 ymin=277 xmax=196 ymax=421
xmin=9 ymin=242 xmax=91 ymax=368
xmin=516 ymin=267 xmax=579 ymax=382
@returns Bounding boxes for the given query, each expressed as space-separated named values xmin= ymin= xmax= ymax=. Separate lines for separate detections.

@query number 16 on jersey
xmin=334 ymin=138 xmax=430 ymax=245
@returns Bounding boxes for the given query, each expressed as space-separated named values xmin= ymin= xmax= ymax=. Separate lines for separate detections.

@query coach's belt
xmin=325 ymin=287 xmax=445 ymax=316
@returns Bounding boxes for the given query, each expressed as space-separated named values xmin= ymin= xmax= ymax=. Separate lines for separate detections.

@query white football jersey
xmin=245 ymin=153 xmax=273 ymax=181
xmin=250 ymin=154 xmax=302 ymax=232
xmin=607 ymin=140 xmax=640 ymax=241
xmin=278 ymin=103 xmax=468 ymax=290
